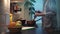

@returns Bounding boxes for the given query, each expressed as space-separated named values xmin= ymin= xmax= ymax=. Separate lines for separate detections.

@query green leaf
xmin=29 ymin=7 xmax=35 ymax=11
xmin=30 ymin=0 xmax=36 ymax=2
xmin=24 ymin=1 xmax=34 ymax=7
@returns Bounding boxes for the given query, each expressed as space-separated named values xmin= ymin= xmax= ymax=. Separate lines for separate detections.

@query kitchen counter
xmin=5 ymin=25 xmax=60 ymax=34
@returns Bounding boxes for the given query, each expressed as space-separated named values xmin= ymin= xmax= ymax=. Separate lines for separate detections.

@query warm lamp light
xmin=4 ymin=0 xmax=10 ymax=5
xmin=4 ymin=0 xmax=7 ymax=5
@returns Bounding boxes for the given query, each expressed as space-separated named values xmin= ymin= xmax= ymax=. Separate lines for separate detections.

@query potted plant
xmin=24 ymin=0 xmax=36 ymax=26
xmin=24 ymin=0 xmax=36 ymax=20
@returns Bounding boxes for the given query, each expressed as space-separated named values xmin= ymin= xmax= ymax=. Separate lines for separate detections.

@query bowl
xmin=8 ymin=27 xmax=22 ymax=32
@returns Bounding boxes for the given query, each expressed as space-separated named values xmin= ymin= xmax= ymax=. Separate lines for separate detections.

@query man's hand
xmin=35 ymin=12 xmax=45 ymax=16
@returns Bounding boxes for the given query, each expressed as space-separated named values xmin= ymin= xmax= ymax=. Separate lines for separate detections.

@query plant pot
xmin=27 ymin=20 xmax=36 ymax=26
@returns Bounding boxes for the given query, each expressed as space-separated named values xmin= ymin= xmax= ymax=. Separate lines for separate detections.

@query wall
xmin=24 ymin=8 xmax=31 ymax=21
xmin=12 ymin=2 xmax=25 ymax=21
xmin=34 ymin=0 xmax=43 ymax=11
xmin=11 ymin=0 xmax=31 ymax=21
xmin=33 ymin=0 xmax=43 ymax=24
xmin=56 ymin=0 xmax=60 ymax=30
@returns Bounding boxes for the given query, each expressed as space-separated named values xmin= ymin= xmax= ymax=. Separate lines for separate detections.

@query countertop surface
xmin=6 ymin=24 xmax=60 ymax=34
